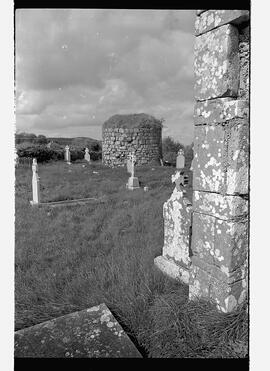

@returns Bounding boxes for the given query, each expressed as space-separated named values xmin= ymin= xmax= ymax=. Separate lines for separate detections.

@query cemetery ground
xmin=15 ymin=161 xmax=248 ymax=358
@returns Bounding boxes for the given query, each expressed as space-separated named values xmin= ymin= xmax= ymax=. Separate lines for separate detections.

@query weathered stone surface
xmin=194 ymin=98 xmax=249 ymax=126
xmin=14 ymin=303 xmax=142 ymax=358
xmin=226 ymin=122 xmax=249 ymax=194
xmin=239 ymin=25 xmax=250 ymax=100
xmin=192 ymin=120 xmax=249 ymax=194
xmin=102 ymin=114 xmax=162 ymax=167
xmin=189 ymin=263 xmax=248 ymax=313
xmin=193 ymin=124 xmax=226 ymax=192
xmin=193 ymin=191 xmax=248 ymax=220
xmin=191 ymin=255 xmax=247 ymax=285
xmin=195 ymin=10 xmax=250 ymax=36
xmin=163 ymin=185 xmax=192 ymax=270
xmin=194 ymin=24 xmax=239 ymax=101
xmin=154 ymin=256 xmax=189 ymax=284
xmin=191 ymin=212 xmax=248 ymax=273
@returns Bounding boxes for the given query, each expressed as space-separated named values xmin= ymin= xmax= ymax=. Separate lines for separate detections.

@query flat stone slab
xmin=14 ymin=303 xmax=142 ymax=358
xmin=30 ymin=197 xmax=107 ymax=208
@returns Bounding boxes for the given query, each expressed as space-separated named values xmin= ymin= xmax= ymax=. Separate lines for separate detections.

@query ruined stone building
xmin=102 ymin=113 xmax=162 ymax=167
xmin=155 ymin=10 xmax=249 ymax=313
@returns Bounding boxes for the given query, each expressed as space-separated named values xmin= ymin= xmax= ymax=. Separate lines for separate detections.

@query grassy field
xmin=15 ymin=161 xmax=248 ymax=358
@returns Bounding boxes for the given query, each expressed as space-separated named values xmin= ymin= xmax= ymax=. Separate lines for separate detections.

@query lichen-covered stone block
xmin=194 ymin=98 xmax=249 ymax=126
xmin=189 ymin=264 xmax=248 ymax=313
xmin=193 ymin=124 xmax=226 ymax=192
xmin=226 ymin=121 xmax=249 ymax=194
xmin=191 ymin=212 xmax=248 ymax=274
xmin=14 ymin=303 xmax=142 ymax=358
xmin=195 ymin=10 xmax=250 ymax=36
xmin=193 ymin=191 xmax=248 ymax=220
xmin=239 ymin=26 xmax=250 ymax=100
xmin=191 ymin=255 xmax=247 ymax=285
xmin=192 ymin=120 xmax=249 ymax=194
xmin=194 ymin=24 xmax=239 ymax=101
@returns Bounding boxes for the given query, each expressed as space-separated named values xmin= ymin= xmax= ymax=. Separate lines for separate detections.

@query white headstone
xmin=31 ymin=158 xmax=40 ymax=204
xmin=84 ymin=148 xmax=91 ymax=162
xmin=176 ymin=149 xmax=185 ymax=169
xmin=65 ymin=145 xmax=71 ymax=164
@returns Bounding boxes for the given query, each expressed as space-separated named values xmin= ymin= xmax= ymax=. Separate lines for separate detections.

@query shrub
xmin=16 ymin=143 xmax=64 ymax=162
xmin=16 ymin=143 xmax=102 ymax=163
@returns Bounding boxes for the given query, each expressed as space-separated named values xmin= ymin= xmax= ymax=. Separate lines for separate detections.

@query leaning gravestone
xmin=154 ymin=171 xmax=192 ymax=284
xmin=176 ymin=149 xmax=185 ymax=169
xmin=84 ymin=147 xmax=91 ymax=163
xmin=14 ymin=303 xmax=142 ymax=358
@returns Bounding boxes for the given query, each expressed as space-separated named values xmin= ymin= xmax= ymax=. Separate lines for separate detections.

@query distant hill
xmin=15 ymin=133 xmax=101 ymax=149
xmin=48 ymin=137 xmax=101 ymax=148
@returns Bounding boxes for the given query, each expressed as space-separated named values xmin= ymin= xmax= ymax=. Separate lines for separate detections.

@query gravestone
xmin=126 ymin=158 xmax=132 ymax=174
xmin=84 ymin=148 xmax=91 ymax=163
xmin=176 ymin=149 xmax=185 ymax=169
xmin=65 ymin=145 xmax=71 ymax=165
xmin=154 ymin=171 xmax=192 ymax=284
xmin=14 ymin=303 xmax=142 ymax=358
xmin=126 ymin=152 xmax=140 ymax=190
xmin=30 ymin=158 xmax=40 ymax=205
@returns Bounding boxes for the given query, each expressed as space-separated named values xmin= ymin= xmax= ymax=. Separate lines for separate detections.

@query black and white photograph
xmin=5 ymin=3 xmax=254 ymax=364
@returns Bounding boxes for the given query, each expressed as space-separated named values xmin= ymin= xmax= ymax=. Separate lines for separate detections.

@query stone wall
xmin=189 ymin=10 xmax=250 ymax=313
xmin=102 ymin=114 xmax=162 ymax=167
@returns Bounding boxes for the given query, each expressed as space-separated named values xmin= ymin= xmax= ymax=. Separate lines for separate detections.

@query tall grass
xmin=15 ymin=161 xmax=248 ymax=358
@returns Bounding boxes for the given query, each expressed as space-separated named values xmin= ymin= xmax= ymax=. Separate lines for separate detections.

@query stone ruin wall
xmin=102 ymin=125 xmax=162 ymax=167
xmin=189 ymin=10 xmax=250 ymax=313
xmin=154 ymin=9 xmax=249 ymax=313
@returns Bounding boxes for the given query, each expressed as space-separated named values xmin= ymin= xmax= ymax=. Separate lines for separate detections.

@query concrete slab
xmin=14 ymin=303 xmax=142 ymax=358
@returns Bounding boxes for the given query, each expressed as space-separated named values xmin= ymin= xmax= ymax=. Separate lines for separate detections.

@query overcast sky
xmin=15 ymin=9 xmax=195 ymax=144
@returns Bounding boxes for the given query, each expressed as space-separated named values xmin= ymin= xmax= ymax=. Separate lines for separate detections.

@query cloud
xmin=15 ymin=9 xmax=195 ymax=143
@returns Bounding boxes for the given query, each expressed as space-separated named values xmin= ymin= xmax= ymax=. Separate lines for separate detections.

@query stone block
xmin=192 ymin=120 xmax=249 ymax=194
xmin=191 ymin=255 xmax=247 ymax=285
xmin=154 ymin=255 xmax=189 ymax=284
xmin=239 ymin=26 xmax=250 ymax=100
xmin=189 ymin=264 xmax=248 ymax=313
xmin=14 ymin=303 xmax=142 ymax=358
xmin=193 ymin=191 xmax=248 ymax=220
xmin=226 ymin=121 xmax=249 ymax=194
xmin=192 ymin=124 xmax=226 ymax=193
xmin=191 ymin=212 xmax=248 ymax=273
xmin=163 ymin=187 xmax=192 ymax=270
xmin=194 ymin=98 xmax=249 ymax=126
xmin=195 ymin=10 xmax=250 ymax=36
xmin=194 ymin=24 xmax=239 ymax=101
